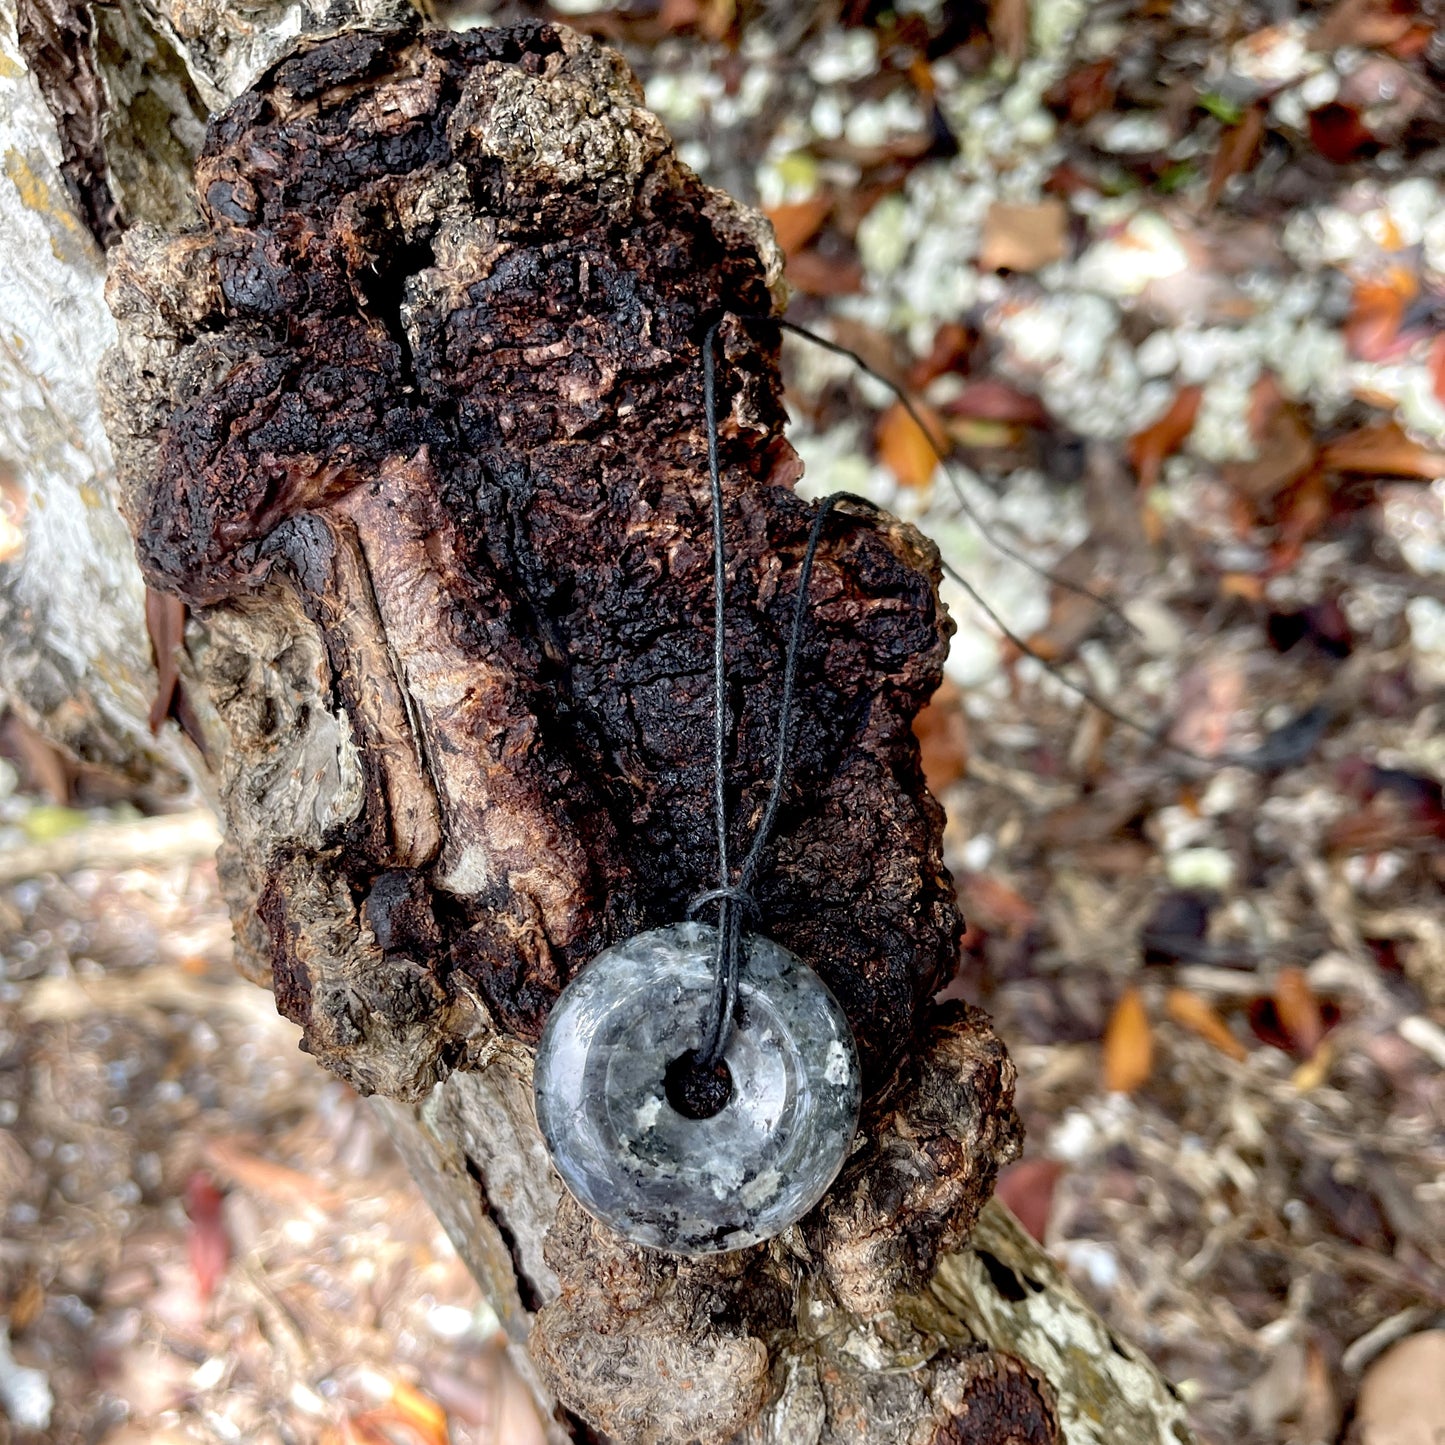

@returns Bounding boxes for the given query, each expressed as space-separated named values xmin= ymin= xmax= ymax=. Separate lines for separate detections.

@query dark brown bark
xmin=103 ymin=21 xmax=962 ymax=1094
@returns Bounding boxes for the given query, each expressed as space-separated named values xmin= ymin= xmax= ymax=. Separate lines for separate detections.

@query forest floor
xmin=3 ymin=1 xmax=1445 ymax=1443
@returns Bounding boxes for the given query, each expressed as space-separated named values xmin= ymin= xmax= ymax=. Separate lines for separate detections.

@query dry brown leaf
xmin=1103 ymin=985 xmax=1153 ymax=1094
xmin=978 ymin=199 xmax=1068 ymax=273
xmin=202 ymin=1138 xmax=347 ymax=1214
xmin=995 ymin=1158 xmax=1063 ymax=1243
xmin=1165 ymin=988 xmax=1248 ymax=1061
xmin=1309 ymin=102 xmax=1377 ymax=163
xmin=1354 ymin=1330 xmax=1445 ymax=1445
xmin=1046 ymin=58 xmax=1116 ymax=125
xmin=959 ymin=872 xmax=1037 ymax=935
xmin=1274 ymin=966 xmax=1326 ymax=1058
xmin=1314 ymin=0 xmax=1418 ymax=50
xmin=1206 ymin=104 xmax=1266 ymax=208
xmin=1320 ymin=421 xmax=1445 ymax=478
xmin=1222 ymin=375 xmax=1316 ymax=503
xmin=763 ymin=196 xmax=830 ymax=256
xmin=943 ymin=379 xmax=1049 ymax=426
xmin=988 ymin=0 xmax=1030 ymax=68
xmin=907 ymin=321 xmax=976 ymax=390
xmin=1128 ymin=384 xmax=1202 ymax=491
xmin=784 ymin=248 xmax=864 ymax=296
xmin=913 ymin=677 xmax=969 ymax=791
xmin=876 ymin=399 xmax=947 ymax=489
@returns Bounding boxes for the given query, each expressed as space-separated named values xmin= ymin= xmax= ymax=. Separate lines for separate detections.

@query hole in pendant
xmin=663 ymin=1049 xmax=733 ymax=1121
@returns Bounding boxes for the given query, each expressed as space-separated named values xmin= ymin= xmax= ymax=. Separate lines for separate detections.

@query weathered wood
xmin=0 ymin=6 xmax=1199 ymax=1441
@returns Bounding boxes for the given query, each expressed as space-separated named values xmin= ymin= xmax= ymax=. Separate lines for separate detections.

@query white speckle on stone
xmin=741 ymin=1167 xmax=782 ymax=1209
xmin=635 ymin=1095 xmax=663 ymax=1131
xmin=824 ymin=1040 xmax=850 ymax=1086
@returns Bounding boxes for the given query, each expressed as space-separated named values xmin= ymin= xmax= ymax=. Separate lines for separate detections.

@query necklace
xmin=532 ymin=318 xmax=862 ymax=1256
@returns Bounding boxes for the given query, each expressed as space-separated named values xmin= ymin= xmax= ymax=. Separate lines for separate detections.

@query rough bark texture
xmin=3 ymin=5 xmax=1198 ymax=1441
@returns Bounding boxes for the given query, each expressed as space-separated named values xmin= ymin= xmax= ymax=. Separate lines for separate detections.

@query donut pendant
xmin=532 ymin=921 xmax=861 ymax=1256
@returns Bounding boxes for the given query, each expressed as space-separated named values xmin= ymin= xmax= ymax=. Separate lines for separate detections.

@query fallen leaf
xmin=784 ymin=248 xmax=863 ymax=296
xmin=978 ymin=199 xmax=1069 ymax=273
xmin=1345 ymin=270 xmax=1417 ymax=361
xmin=1274 ymin=966 xmax=1326 ymax=1057
xmin=184 ymin=1172 xmax=229 ymax=1304
xmin=995 ymin=1158 xmax=1064 ymax=1242
xmin=942 ymin=380 xmax=1050 ymax=426
xmin=1128 ymin=384 xmax=1202 ymax=491
xmin=1045 ymin=58 xmax=1116 ymax=125
xmin=1222 ymin=375 xmax=1316 ymax=503
xmin=202 ymin=1138 xmax=346 ymax=1214
xmin=907 ymin=321 xmax=976 ymax=390
xmin=1103 ymin=986 xmax=1153 ymax=1094
xmin=959 ymin=872 xmax=1036 ymax=935
xmin=1309 ymin=102 xmax=1378 ymax=163
xmin=913 ymin=678 xmax=969 ymax=791
xmin=764 ymin=196 xmax=831 ymax=256
xmin=1354 ymin=1331 xmax=1445 ymax=1445
xmin=1165 ymin=988 xmax=1248 ymax=1061
xmin=876 ymin=399 xmax=948 ymax=489
xmin=988 ymin=0 xmax=1029 ymax=68
xmin=1320 ymin=421 xmax=1445 ymax=478
xmin=1206 ymin=104 xmax=1266 ymax=208
xmin=1314 ymin=0 xmax=1418 ymax=50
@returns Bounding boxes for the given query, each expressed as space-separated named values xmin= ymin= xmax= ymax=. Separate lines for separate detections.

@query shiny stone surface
xmin=533 ymin=921 xmax=860 ymax=1255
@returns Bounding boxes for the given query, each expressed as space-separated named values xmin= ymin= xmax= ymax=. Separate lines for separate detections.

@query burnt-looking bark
xmin=99 ymin=21 xmax=1061 ymax=1441
xmin=103 ymin=21 xmax=960 ymax=1087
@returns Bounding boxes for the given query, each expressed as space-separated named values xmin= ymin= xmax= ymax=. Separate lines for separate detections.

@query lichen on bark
xmin=101 ymin=20 xmax=1052 ymax=1440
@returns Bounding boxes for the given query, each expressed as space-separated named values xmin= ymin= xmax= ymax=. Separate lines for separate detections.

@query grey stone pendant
xmin=533 ymin=921 xmax=861 ymax=1256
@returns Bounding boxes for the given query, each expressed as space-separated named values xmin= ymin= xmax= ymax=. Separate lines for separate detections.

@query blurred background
xmin=2 ymin=1 xmax=1443 ymax=1442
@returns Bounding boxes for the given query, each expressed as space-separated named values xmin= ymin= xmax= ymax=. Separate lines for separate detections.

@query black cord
xmin=691 ymin=318 xmax=842 ymax=1067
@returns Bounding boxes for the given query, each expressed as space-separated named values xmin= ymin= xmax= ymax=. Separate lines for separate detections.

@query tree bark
xmin=0 ymin=7 xmax=1197 ymax=1443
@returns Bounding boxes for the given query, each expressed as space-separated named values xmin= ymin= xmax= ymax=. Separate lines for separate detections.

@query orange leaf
xmin=1345 ymin=270 xmax=1416 ymax=360
xmin=978 ymin=199 xmax=1069 ymax=273
xmin=876 ymin=399 xmax=947 ymax=489
xmin=913 ymin=678 xmax=969 ymax=791
xmin=1431 ymin=334 xmax=1445 ymax=408
xmin=1165 ymin=988 xmax=1248 ymax=1061
xmin=1128 ymin=384 xmax=1202 ymax=491
xmin=1103 ymin=986 xmax=1153 ymax=1093
xmin=1275 ymin=966 xmax=1326 ymax=1058
xmin=764 ymin=196 xmax=830 ymax=257
xmin=1206 ymin=104 xmax=1266 ymax=208
xmin=1320 ymin=421 xmax=1445 ymax=479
